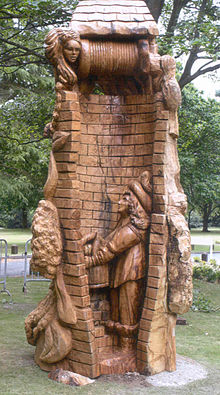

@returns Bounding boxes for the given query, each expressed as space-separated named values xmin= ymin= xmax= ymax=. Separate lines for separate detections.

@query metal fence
xmin=0 ymin=239 xmax=12 ymax=300
xmin=23 ymin=239 xmax=50 ymax=293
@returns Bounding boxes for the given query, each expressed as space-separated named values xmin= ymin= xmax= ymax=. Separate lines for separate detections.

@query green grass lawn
xmin=0 ymin=278 xmax=219 ymax=395
xmin=176 ymin=280 xmax=220 ymax=368
xmin=0 ymin=228 xmax=32 ymax=255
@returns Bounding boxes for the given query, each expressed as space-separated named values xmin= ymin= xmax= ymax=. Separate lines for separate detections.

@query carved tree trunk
xmin=26 ymin=0 xmax=193 ymax=379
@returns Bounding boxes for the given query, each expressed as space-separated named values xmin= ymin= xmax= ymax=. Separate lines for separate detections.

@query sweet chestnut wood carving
xmin=26 ymin=0 xmax=193 ymax=378
xmin=82 ymin=171 xmax=152 ymax=352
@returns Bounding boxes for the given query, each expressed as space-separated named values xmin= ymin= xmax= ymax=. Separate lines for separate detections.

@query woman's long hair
xmin=45 ymin=28 xmax=81 ymax=90
xmin=128 ymin=171 xmax=152 ymax=230
xmin=128 ymin=193 xmax=150 ymax=230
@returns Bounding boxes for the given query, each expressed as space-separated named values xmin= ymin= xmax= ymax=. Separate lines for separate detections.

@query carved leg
xmin=120 ymin=337 xmax=136 ymax=352
xmin=118 ymin=281 xmax=142 ymax=350
xmin=119 ymin=281 xmax=141 ymax=325
xmin=106 ymin=282 xmax=144 ymax=350
xmin=110 ymin=288 xmax=119 ymax=322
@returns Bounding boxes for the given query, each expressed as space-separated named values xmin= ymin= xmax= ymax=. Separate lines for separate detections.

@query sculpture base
xmin=99 ymin=348 xmax=136 ymax=375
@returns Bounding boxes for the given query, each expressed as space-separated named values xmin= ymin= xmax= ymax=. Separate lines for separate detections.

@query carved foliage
xmin=30 ymin=200 xmax=62 ymax=279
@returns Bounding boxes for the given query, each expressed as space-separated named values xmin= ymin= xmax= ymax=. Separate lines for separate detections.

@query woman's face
xmin=63 ymin=39 xmax=81 ymax=64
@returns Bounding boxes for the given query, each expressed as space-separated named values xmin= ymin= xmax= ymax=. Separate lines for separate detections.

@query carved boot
xmin=114 ymin=322 xmax=139 ymax=337
xmin=119 ymin=336 xmax=136 ymax=352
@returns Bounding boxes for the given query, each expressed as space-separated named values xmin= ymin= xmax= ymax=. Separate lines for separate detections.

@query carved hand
xmin=44 ymin=122 xmax=53 ymax=137
xmin=84 ymin=255 xmax=94 ymax=268
xmin=81 ymin=231 xmax=98 ymax=257
xmin=84 ymin=244 xmax=92 ymax=256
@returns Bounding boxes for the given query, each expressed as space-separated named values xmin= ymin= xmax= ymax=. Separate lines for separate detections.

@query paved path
xmin=0 ymin=258 xmax=30 ymax=277
xmin=146 ymin=354 xmax=208 ymax=387
xmin=0 ymin=251 xmax=219 ymax=278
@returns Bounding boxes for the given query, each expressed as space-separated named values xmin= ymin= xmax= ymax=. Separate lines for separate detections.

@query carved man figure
xmin=83 ymin=171 xmax=152 ymax=350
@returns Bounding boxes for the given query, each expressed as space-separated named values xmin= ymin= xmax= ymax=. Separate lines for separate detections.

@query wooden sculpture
xmin=82 ymin=171 xmax=152 ymax=352
xmin=25 ymin=0 xmax=193 ymax=378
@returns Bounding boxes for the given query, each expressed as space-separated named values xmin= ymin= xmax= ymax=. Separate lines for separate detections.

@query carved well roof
xmin=70 ymin=0 xmax=158 ymax=38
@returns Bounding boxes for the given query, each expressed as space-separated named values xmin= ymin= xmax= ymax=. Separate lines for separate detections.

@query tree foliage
xmin=0 ymin=0 xmax=75 ymax=69
xmin=0 ymin=0 xmax=78 ymax=100
xmin=0 ymin=91 xmax=53 ymax=227
xmin=147 ymin=0 xmax=220 ymax=88
xmin=0 ymin=0 xmax=219 ymax=228
xmin=178 ymin=85 xmax=220 ymax=231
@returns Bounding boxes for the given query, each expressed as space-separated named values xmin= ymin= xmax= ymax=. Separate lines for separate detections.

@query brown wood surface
xmin=26 ymin=0 xmax=192 ymax=379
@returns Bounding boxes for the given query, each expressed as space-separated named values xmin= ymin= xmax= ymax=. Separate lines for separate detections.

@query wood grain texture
xmin=27 ymin=0 xmax=192 ymax=379
xmin=99 ymin=349 xmax=137 ymax=375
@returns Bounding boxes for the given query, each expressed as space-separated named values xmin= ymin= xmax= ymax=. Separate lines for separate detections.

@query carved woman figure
xmin=83 ymin=171 xmax=152 ymax=351
xmin=44 ymin=28 xmax=81 ymax=137
xmin=45 ymin=27 xmax=81 ymax=90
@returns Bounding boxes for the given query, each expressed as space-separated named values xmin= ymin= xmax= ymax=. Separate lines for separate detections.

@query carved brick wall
xmin=52 ymin=91 xmax=173 ymax=377
xmin=78 ymin=94 xmax=155 ymax=237
xmin=137 ymin=95 xmax=176 ymax=374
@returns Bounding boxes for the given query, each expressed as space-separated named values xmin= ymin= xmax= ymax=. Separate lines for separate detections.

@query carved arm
xmin=85 ymin=225 xmax=141 ymax=268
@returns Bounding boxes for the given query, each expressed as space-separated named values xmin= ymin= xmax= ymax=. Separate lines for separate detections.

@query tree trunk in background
xmin=145 ymin=0 xmax=164 ymax=22
xmin=188 ymin=208 xmax=193 ymax=230
xmin=22 ymin=207 xmax=28 ymax=229
xmin=202 ymin=203 xmax=212 ymax=232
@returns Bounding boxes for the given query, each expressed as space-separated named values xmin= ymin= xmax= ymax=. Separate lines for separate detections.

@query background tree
xmin=0 ymin=0 xmax=77 ymax=100
xmin=147 ymin=0 xmax=219 ymax=89
xmin=0 ymin=0 xmax=219 ymax=229
xmin=0 ymin=0 xmax=67 ymax=226
xmin=178 ymin=84 xmax=220 ymax=231
xmin=0 ymin=91 xmax=53 ymax=227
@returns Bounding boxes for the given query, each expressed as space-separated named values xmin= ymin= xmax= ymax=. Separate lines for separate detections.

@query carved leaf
xmin=30 ymin=200 xmax=62 ymax=279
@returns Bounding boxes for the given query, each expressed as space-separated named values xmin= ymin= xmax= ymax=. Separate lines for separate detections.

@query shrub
xmin=191 ymin=289 xmax=214 ymax=312
xmin=193 ymin=258 xmax=220 ymax=283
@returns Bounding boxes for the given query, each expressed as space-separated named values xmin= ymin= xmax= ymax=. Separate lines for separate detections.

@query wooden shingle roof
xmin=70 ymin=0 xmax=158 ymax=38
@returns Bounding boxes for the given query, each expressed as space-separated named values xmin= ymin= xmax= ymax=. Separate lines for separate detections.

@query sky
xmin=193 ymin=76 xmax=219 ymax=100
xmin=193 ymin=70 xmax=220 ymax=101
xmin=180 ymin=53 xmax=220 ymax=101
